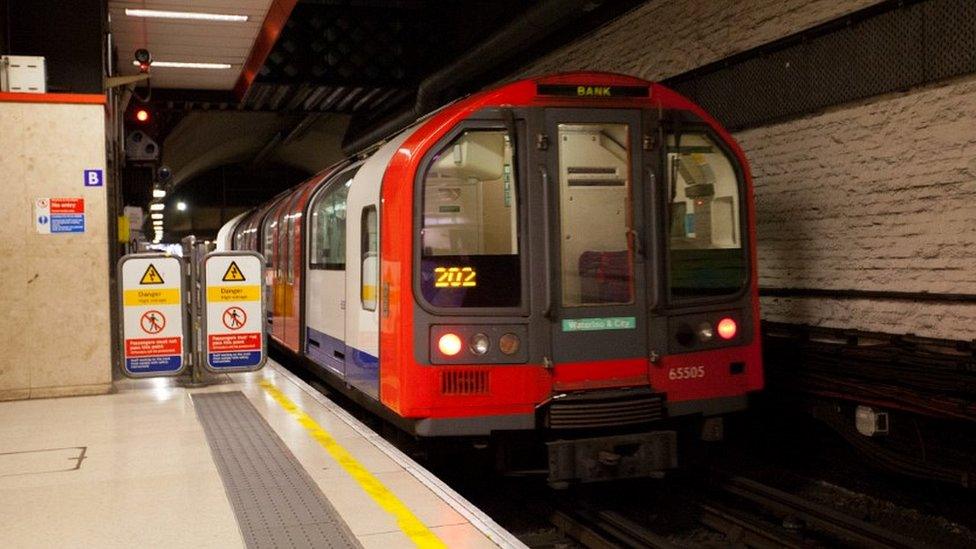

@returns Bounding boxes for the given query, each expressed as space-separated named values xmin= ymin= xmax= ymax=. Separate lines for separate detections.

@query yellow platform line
xmin=260 ymin=380 xmax=447 ymax=548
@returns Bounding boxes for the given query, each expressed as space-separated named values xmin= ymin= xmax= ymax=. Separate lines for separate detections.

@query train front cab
xmin=381 ymin=74 xmax=763 ymax=484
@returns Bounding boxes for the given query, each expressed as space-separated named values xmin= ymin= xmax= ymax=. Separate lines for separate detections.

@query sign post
xmin=118 ymin=253 xmax=187 ymax=377
xmin=201 ymin=251 xmax=266 ymax=372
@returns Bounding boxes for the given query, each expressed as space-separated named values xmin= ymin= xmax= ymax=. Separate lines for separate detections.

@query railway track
xmin=546 ymin=474 xmax=927 ymax=549
xmin=549 ymin=505 xmax=679 ymax=549
xmin=713 ymin=475 xmax=924 ymax=548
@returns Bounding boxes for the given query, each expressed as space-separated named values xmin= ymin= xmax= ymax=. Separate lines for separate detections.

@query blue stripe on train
xmin=306 ymin=327 xmax=379 ymax=399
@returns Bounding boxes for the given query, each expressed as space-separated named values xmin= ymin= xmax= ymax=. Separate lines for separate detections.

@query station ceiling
xmin=116 ymin=0 xmax=644 ymax=226
xmin=109 ymin=0 xmax=274 ymax=90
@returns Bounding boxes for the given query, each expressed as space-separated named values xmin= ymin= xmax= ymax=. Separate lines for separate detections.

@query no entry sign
xmin=202 ymin=252 xmax=266 ymax=372
xmin=118 ymin=254 xmax=187 ymax=376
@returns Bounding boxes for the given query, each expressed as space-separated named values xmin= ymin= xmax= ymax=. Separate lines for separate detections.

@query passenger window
xmin=419 ymin=129 xmax=520 ymax=308
xmin=557 ymin=123 xmax=634 ymax=307
xmin=309 ymin=175 xmax=352 ymax=270
xmin=666 ymin=132 xmax=747 ymax=299
xmin=361 ymin=206 xmax=378 ymax=311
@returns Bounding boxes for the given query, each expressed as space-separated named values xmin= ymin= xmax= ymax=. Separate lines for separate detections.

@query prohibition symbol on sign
xmin=140 ymin=310 xmax=166 ymax=334
xmin=222 ymin=307 xmax=247 ymax=330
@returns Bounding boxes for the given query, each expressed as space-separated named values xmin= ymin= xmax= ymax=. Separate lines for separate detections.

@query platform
xmin=0 ymin=361 xmax=523 ymax=548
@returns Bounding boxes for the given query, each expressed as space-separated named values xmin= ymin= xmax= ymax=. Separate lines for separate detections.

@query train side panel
xmin=343 ymin=131 xmax=413 ymax=399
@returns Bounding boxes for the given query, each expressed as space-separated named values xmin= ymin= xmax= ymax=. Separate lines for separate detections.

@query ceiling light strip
xmin=124 ymin=9 xmax=249 ymax=22
xmin=131 ymin=60 xmax=233 ymax=70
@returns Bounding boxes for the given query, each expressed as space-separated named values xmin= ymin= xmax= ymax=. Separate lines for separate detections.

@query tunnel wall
xmin=512 ymin=0 xmax=976 ymax=340
xmin=0 ymin=96 xmax=113 ymax=400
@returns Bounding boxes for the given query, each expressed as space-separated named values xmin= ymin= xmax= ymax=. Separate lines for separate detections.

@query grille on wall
xmin=666 ymin=0 xmax=976 ymax=131
xmin=441 ymin=369 xmax=489 ymax=396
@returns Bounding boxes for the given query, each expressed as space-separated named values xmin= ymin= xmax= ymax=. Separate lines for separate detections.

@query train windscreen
xmin=666 ymin=132 xmax=747 ymax=299
xmin=419 ymin=129 xmax=521 ymax=308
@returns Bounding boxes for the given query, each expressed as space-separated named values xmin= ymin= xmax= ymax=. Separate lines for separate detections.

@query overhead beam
xmin=234 ymin=0 xmax=299 ymax=101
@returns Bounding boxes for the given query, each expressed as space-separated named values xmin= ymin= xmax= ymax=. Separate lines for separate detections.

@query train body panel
xmin=343 ymin=129 xmax=416 ymax=399
xmin=224 ymin=72 xmax=764 ymax=472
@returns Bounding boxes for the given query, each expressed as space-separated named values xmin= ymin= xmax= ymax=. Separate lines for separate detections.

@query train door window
xmin=556 ymin=123 xmax=634 ymax=307
xmin=309 ymin=171 xmax=354 ymax=270
xmin=419 ymin=129 xmax=521 ymax=308
xmin=665 ymin=132 xmax=747 ymax=300
xmin=361 ymin=205 xmax=378 ymax=311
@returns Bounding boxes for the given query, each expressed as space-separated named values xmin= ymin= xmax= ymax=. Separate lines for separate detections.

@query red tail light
xmin=437 ymin=333 xmax=462 ymax=356
xmin=717 ymin=318 xmax=738 ymax=340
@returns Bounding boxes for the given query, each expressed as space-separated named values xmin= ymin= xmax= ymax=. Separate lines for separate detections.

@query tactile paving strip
xmin=192 ymin=392 xmax=361 ymax=549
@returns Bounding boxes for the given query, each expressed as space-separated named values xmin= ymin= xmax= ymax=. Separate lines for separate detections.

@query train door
xmin=282 ymin=193 xmax=302 ymax=351
xmin=306 ymin=168 xmax=356 ymax=378
xmin=541 ymin=109 xmax=649 ymax=387
xmin=283 ymin=192 xmax=308 ymax=350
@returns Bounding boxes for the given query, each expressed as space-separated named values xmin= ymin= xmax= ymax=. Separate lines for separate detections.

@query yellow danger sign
xmin=140 ymin=264 xmax=165 ymax=285
xmin=222 ymin=261 xmax=246 ymax=282
xmin=207 ymin=285 xmax=261 ymax=302
xmin=124 ymin=288 xmax=181 ymax=306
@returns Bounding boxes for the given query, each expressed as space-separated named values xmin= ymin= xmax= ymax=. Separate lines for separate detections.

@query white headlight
xmin=470 ymin=333 xmax=490 ymax=355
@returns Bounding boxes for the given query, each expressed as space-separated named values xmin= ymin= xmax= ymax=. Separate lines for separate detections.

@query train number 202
xmin=434 ymin=266 xmax=477 ymax=288
xmin=668 ymin=366 xmax=705 ymax=380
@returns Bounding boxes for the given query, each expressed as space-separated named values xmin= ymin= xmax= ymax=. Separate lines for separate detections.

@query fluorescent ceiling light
xmin=132 ymin=60 xmax=232 ymax=70
xmin=124 ymin=9 xmax=248 ymax=22
xmin=151 ymin=213 xmax=164 ymax=220
xmin=149 ymin=203 xmax=164 ymax=211
xmin=152 ymin=188 xmax=166 ymax=198
xmin=152 ymin=220 xmax=164 ymax=226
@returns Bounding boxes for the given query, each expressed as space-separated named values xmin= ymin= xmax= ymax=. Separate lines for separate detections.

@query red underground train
xmin=219 ymin=72 xmax=763 ymax=485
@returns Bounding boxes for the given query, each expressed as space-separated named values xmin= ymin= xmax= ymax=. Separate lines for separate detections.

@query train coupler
xmin=546 ymin=431 xmax=677 ymax=486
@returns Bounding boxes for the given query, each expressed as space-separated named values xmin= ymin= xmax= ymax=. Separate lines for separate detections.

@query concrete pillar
xmin=0 ymin=94 xmax=113 ymax=399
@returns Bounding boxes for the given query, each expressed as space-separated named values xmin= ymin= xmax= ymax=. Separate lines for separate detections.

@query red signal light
xmin=717 ymin=318 xmax=738 ymax=340
xmin=437 ymin=333 xmax=462 ymax=356
xmin=135 ymin=108 xmax=150 ymax=123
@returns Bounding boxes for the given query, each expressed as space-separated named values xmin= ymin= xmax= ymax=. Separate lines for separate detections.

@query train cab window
xmin=262 ymin=207 xmax=277 ymax=267
xmin=309 ymin=171 xmax=355 ymax=270
xmin=666 ymin=132 xmax=747 ymax=299
xmin=361 ymin=206 xmax=378 ymax=311
xmin=419 ymin=129 xmax=521 ymax=308
xmin=276 ymin=208 xmax=288 ymax=279
xmin=285 ymin=210 xmax=295 ymax=283
xmin=233 ymin=224 xmax=246 ymax=251
xmin=557 ymin=123 xmax=635 ymax=307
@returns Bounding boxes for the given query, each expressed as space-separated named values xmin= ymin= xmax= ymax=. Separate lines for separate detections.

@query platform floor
xmin=0 ymin=361 xmax=523 ymax=548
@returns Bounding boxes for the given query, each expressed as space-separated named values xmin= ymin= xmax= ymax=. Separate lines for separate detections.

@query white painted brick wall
xmin=744 ymin=76 xmax=976 ymax=339
xmin=508 ymin=0 xmax=976 ymax=339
